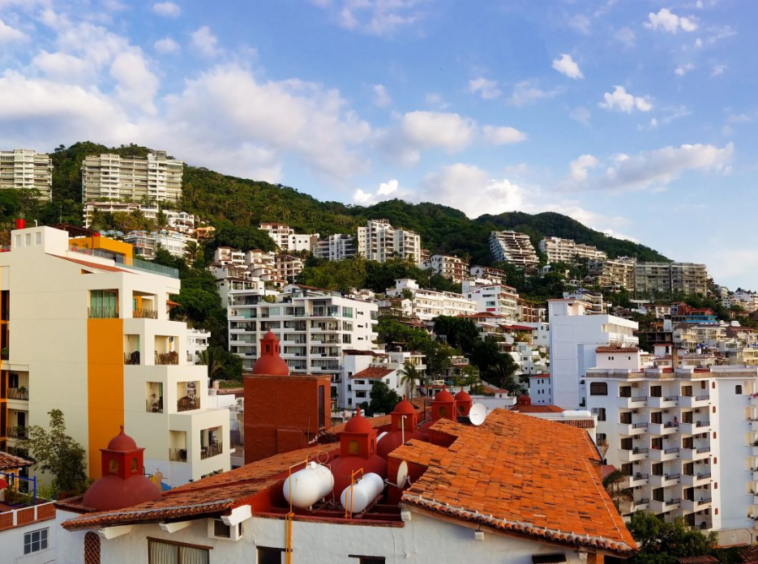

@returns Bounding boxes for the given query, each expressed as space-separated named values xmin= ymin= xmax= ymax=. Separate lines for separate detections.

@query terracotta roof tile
xmin=511 ymin=405 xmax=564 ymax=413
xmin=596 ymin=346 xmax=640 ymax=353
xmin=350 ymin=367 xmax=395 ymax=380
xmin=0 ymin=450 xmax=33 ymax=471
xmin=390 ymin=410 xmax=636 ymax=557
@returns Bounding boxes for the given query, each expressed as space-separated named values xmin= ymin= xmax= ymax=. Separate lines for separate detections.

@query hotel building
xmin=0 ymin=149 xmax=53 ymax=200
xmin=82 ymin=151 xmax=183 ymax=203
xmin=357 ymin=219 xmax=421 ymax=265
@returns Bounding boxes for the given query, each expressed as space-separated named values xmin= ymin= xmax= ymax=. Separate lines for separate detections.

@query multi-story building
xmin=587 ymin=352 xmax=758 ymax=544
xmin=357 ymin=219 xmax=421 ymax=265
xmin=227 ymin=285 xmax=378 ymax=380
xmin=386 ymin=279 xmax=476 ymax=321
xmin=726 ymin=289 xmax=758 ymax=313
xmin=539 ymin=237 xmax=607 ymax=264
xmin=124 ymin=229 xmax=197 ymax=260
xmin=260 ymin=223 xmax=318 ymax=253
xmin=186 ymin=327 xmax=210 ymax=364
xmin=314 ymin=234 xmax=356 ymax=261
xmin=83 ymin=202 xmax=196 ymax=233
xmin=528 ymin=374 xmax=552 ymax=404
xmin=469 ymin=265 xmax=506 ymax=284
xmin=489 ymin=231 xmax=539 ymax=268
xmin=633 ymin=262 xmax=709 ymax=296
xmin=592 ymin=256 xmax=636 ymax=290
xmin=463 ymin=278 xmax=521 ymax=321
xmin=564 ymin=289 xmax=606 ymax=315
xmin=213 ymin=246 xmax=245 ymax=267
xmin=0 ymin=224 xmax=229 ymax=487
xmin=339 ymin=349 xmax=425 ymax=408
xmin=82 ymin=151 xmax=183 ymax=203
xmin=275 ymin=254 xmax=304 ymax=283
xmin=520 ymin=301 xmax=546 ymax=323
xmin=548 ymin=297 xmax=638 ymax=409
xmin=423 ymin=254 xmax=469 ymax=283
xmin=0 ymin=149 xmax=53 ymax=200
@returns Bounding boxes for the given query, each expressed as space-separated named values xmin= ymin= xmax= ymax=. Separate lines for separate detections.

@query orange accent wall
xmin=87 ymin=318 xmax=124 ymax=478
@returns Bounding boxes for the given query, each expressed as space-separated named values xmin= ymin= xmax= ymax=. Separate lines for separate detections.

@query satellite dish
xmin=469 ymin=403 xmax=487 ymax=426
xmin=396 ymin=460 xmax=409 ymax=488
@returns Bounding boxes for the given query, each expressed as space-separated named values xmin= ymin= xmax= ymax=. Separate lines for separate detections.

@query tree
xmin=17 ymin=409 xmax=88 ymax=496
xmin=367 ymin=381 xmax=401 ymax=416
xmin=399 ymin=360 xmax=421 ymax=398
xmin=627 ymin=512 xmax=718 ymax=564
xmin=602 ymin=469 xmax=633 ymax=512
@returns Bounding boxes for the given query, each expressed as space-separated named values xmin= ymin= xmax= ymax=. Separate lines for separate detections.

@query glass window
xmin=258 ymin=547 xmax=285 ymax=564
xmin=24 ymin=528 xmax=48 ymax=554
xmin=589 ymin=382 xmax=608 ymax=396
xmin=148 ymin=539 xmax=210 ymax=564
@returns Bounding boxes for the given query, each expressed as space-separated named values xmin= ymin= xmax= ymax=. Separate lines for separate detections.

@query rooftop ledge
xmin=586 ymin=366 xmax=758 ymax=379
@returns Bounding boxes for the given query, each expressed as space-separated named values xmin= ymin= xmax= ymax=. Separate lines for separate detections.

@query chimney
xmin=15 ymin=218 xmax=26 ymax=230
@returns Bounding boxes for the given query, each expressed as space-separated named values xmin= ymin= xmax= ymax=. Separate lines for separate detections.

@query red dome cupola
xmin=252 ymin=331 xmax=290 ymax=376
xmin=431 ymin=386 xmax=456 ymax=421
xmin=377 ymin=397 xmax=427 ymax=460
xmin=454 ymin=388 xmax=473 ymax=417
xmin=330 ymin=408 xmax=387 ymax=499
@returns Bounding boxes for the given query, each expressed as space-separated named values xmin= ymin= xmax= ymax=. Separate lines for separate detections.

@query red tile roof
xmin=511 ymin=405 xmax=564 ymax=413
xmin=350 ymin=367 xmax=395 ymax=380
xmin=0 ymin=450 xmax=33 ymax=471
xmin=391 ymin=410 xmax=636 ymax=556
xmin=596 ymin=346 xmax=640 ymax=353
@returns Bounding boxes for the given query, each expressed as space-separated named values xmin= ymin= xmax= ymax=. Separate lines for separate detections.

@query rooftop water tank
xmin=340 ymin=472 xmax=384 ymax=514
xmin=283 ymin=462 xmax=334 ymax=509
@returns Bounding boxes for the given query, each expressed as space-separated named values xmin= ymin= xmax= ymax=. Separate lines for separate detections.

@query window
xmin=258 ymin=547 xmax=285 ymax=564
xmin=147 ymin=538 xmax=210 ymax=564
xmin=24 ymin=528 xmax=48 ymax=555
xmin=589 ymin=382 xmax=608 ymax=396
xmin=84 ymin=532 xmax=100 ymax=564
xmin=350 ymin=557 xmax=386 ymax=564
xmin=595 ymin=408 xmax=606 ymax=422
xmin=736 ymin=385 xmax=743 ymax=395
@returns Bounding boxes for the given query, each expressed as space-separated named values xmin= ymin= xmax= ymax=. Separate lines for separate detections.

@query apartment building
xmin=186 ymin=327 xmax=210 ymax=364
xmin=528 ymin=374 xmax=552 ymax=405
xmin=489 ymin=231 xmax=539 ymax=268
xmin=587 ymin=353 xmax=758 ymax=544
xmin=386 ymin=279 xmax=476 ymax=321
xmin=726 ymin=290 xmax=758 ymax=313
xmin=83 ymin=202 xmax=196 ymax=233
xmin=422 ymin=254 xmax=469 ymax=283
xmin=313 ymin=234 xmax=356 ymax=261
xmin=259 ymin=223 xmax=318 ymax=253
xmin=275 ymin=254 xmax=304 ymax=283
xmin=213 ymin=246 xmax=245 ymax=266
xmin=338 ymin=349 xmax=425 ymax=408
xmin=520 ymin=301 xmax=546 ymax=323
xmin=82 ymin=151 xmax=183 ymax=203
xmin=634 ymin=262 xmax=709 ymax=296
xmin=548 ymin=298 xmax=639 ymax=409
xmin=0 ymin=149 xmax=53 ymax=200
xmin=463 ymin=278 xmax=521 ymax=321
xmin=539 ymin=237 xmax=607 ymax=264
xmin=227 ymin=285 xmax=378 ymax=380
xmin=564 ymin=290 xmax=606 ymax=315
xmin=357 ymin=219 xmax=421 ymax=265
xmin=0 ymin=225 xmax=229 ymax=487
xmin=469 ymin=265 xmax=506 ymax=284
xmin=123 ymin=229 xmax=197 ymax=260
xmin=592 ymin=256 xmax=636 ymax=290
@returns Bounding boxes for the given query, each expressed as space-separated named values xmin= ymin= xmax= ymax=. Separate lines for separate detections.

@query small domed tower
xmin=377 ymin=397 xmax=427 ymax=459
xmin=454 ymin=388 xmax=473 ymax=417
xmin=252 ymin=330 xmax=290 ymax=376
xmin=82 ymin=427 xmax=161 ymax=511
xmin=419 ymin=386 xmax=458 ymax=434
xmin=330 ymin=408 xmax=387 ymax=499
xmin=516 ymin=395 xmax=532 ymax=409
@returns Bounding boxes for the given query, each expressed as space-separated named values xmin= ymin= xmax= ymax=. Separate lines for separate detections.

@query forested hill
xmin=13 ymin=142 xmax=668 ymax=265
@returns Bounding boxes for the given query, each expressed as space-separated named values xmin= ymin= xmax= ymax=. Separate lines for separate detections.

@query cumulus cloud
xmin=615 ymin=27 xmax=635 ymax=47
xmin=552 ymin=54 xmax=583 ymax=79
xmin=599 ymin=86 xmax=652 ymax=113
xmin=675 ymin=63 xmax=695 ymax=76
xmin=482 ymin=125 xmax=527 ymax=145
xmin=352 ymin=178 xmax=403 ymax=205
xmin=155 ymin=37 xmax=180 ymax=54
xmin=568 ymin=143 xmax=734 ymax=192
xmin=153 ymin=2 xmax=181 ymax=17
xmin=469 ymin=77 xmax=501 ymax=100
xmin=711 ymin=63 xmax=727 ymax=76
xmin=313 ymin=0 xmax=429 ymax=36
xmin=371 ymin=84 xmax=391 ymax=108
xmin=644 ymin=8 xmax=697 ymax=33
xmin=391 ymin=111 xmax=475 ymax=163
xmin=110 ymin=51 xmax=159 ymax=114
xmin=0 ymin=18 xmax=28 ymax=43
xmin=508 ymin=81 xmax=562 ymax=107
xmin=191 ymin=26 xmax=219 ymax=57
xmin=32 ymin=51 xmax=93 ymax=83
xmin=568 ymin=14 xmax=591 ymax=34
xmin=570 ymin=106 xmax=591 ymax=125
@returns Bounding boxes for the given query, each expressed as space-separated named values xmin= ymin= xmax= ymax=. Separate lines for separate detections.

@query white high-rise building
xmin=227 ymin=285 xmax=378 ymax=379
xmin=463 ymin=278 xmax=521 ymax=321
xmin=314 ymin=234 xmax=356 ymax=261
xmin=357 ymin=219 xmax=421 ymax=265
xmin=633 ymin=262 xmax=709 ymax=296
xmin=385 ymin=279 xmax=476 ymax=321
xmin=0 ymin=149 xmax=53 ymax=200
xmin=539 ymin=237 xmax=607 ymax=264
xmin=260 ymin=223 xmax=318 ymax=253
xmin=587 ymin=352 xmax=758 ymax=544
xmin=83 ymin=202 xmax=196 ymax=233
xmin=548 ymin=297 xmax=638 ymax=409
xmin=489 ymin=231 xmax=539 ymax=268
xmin=423 ymin=254 xmax=469 ymax=283
xmin=82 ymin=151 xmax=183 ymax=203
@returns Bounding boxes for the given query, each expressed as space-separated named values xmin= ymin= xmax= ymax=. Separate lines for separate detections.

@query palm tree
xmin=185 ymin=241 xmax=199 ymax=262
xmin=198 ymin=348 xmax=224 ymax=381
xmin=399 ymin=360 xmax=421 ymax=399
xmin=602 ymin=469 xmax=634 ymax=512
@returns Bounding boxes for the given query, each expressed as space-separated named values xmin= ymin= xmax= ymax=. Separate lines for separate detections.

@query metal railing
xmin=124 ymin=351 xmax=141 ymax=365
xmin=696 ymin=420 xmax=710 ymax=427
xmin=664 ymin=396 xmax=678 ymax=401
xmin=177 ymin=397 xmax=200 ymax=412
xmin=695 ymin=394 xmax=710 ymax=401
xmin=88 ymin=307 xmax=119 ymax=319
xmin=128 ymin=258 xmax=179 ymax=279
xmin=632 ymin=422 xmax=648 ymax=428
xmin=7 ymin=426 xmax=27 ymax=439
xmin=155 ymin=351 xmax=179 ymax=365
xmin=133 ymin=308 xmax=158 ymax=319
xmin=7 ymin=388 xmax=28 ymax=401
xmin=664 ymin=447 xmax=680 ymax=454
xmin=665 ymin=498 xmax=681 ymax=506
xmin=200 ymin=443 xmax=222 ymax=460
xmin=697 ymin=472 xmax=712 ymax=479
xmin=169 ymin=448 xmax=187 ymax=462
xmin=631 ymin=396 xmax=648 ymax=402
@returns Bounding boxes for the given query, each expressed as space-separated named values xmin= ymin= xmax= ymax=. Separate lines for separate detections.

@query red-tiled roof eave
xmin=0 ymin=450 xmax=34 ymax=470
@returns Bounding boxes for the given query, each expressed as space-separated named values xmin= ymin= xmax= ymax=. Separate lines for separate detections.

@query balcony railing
xmin=169 ymin=448 xmax=187 ymax=462
xmin=156 ymin=351 xmax=179 ymax=365
xmin=200 ymin=443 xmax=222 ymax=460
xmin=124 ymin=351 xmax=141 ymax=365
xmin=695 ymin=394 xmax=710 ymax=401
xmin=133 ymin=308 xmax=158 ymax=319
xmin=7 ymin=426 xmax=27 ymax=439
xmin=146 ymin=399 xmax=164 ymax=413
xmin=88 ymin=307 xmax=119 ymax=319
xmin=177 ymin=397 xmax=200 ymax=412
xmin=7 ymin=388 xmax=28 ymax=401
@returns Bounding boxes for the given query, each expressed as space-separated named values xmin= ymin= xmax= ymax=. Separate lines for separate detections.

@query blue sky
xmin=0 ymin=0 xmax=755 ymax=288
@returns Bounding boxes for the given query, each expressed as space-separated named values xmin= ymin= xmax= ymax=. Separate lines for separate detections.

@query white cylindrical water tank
xmin=340 ymin=472 xmax=384 ymax=513
xmin=283 ymin=462 xmax=334 ymax=509
xmin=562 ymin=410 xmax=592 ymax=418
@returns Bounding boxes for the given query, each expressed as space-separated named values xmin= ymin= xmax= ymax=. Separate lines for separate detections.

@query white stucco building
xmin=385 ymin=279 xmax=476 ymax=321
xmin=314 ymin=234 xmax=356 ymax=261
xmin=260 ymin=223 xmax=318 ymax=253
xmin=422 ymin=254 xmax=469 ymax=283
xmin=463 ymin=278 xmax=521 ymax=321
xmin=489 ymin=230 xmax=539 ymax=268
xmin=339 ymin=349 xmax=426 ymax=408
xmin=528 ymin=374 xmax=552 ymax=404
xmin=357 ymin=219 xmax=421 ymax=265
xmin=539 ymin=237 xmax=607 ymax=264
xmin=0 ymin=149 xmax=53 ymax=200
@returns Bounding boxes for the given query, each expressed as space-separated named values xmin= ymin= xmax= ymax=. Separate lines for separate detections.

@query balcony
xmin=650 ymin=473 xmax=680 ymax=487
xmin=124 ymin=351 xmax=141 ymax=365
xmin=649 ymin=396 xmax=678 ymax=408
xmin=631 ymin=498 xmax=650 ymax=511
xmin=156 ymin=351 xmax=179 ymax=365
xmin=177 ymin=397 xmax=200 ymax=413
xmin=649 ymin=447 xmax=680 ymax=461
xmin=88 ymin=306 xmax=119 ymax=319
xmin=169 ymin=448 xmax=187 ymax=462
xmin=681 ymin=446 xmax=711 ymax=461
xmin=617 ymin=396 xmax=648 ymax=408
xmin=618 ymin=422 xmax=648 ymax=436
xmin=681 ymin=472 xmax=711 ymax=487
xmin=200 ymin=443 xmax=223 ymax=460
xmin=649 ymin=498 xmax=679 ymax=513
xmin=619 ymin=447 xmax=649 ymax=462
xmin=133 ymin=308 xmax=158 ymax=319
xmin=649 ymin=421 xmax=679 ymax=435
xmin=624 ymin=473 xmax=649 ymax=488
xmin=7 ymin=388 xmax=28 ymax=401
xmin=6 ymin=426 xmax=27 ymax=439
xmin=679 ymin=395 xmax=710 ymax=408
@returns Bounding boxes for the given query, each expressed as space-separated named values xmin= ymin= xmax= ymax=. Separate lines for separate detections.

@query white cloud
xmin=399 ymin=111 xmax=475 ymax=152
xmin=508 ymin=81 xmax=562 ymax=107
xmin=0 ymin=18 xmax=29 ymax=43
xmin=424 ymin=92 xmax=448 ymax=109
xmin=552 ymin=54 xmax=583 ymax=79
xmin=371 ymin=84 xmax=391 ymax=108
xmin=570 ymin=106 xmax=591 ymax=125
xmin=153 ymin=2 xmax=181 ymax=17
xmin=154 ymin=37 xmax=180 ymax=54
xmin=352 ymin=178 xmax=404 ymax=205
xmin=614 ymin=27 xmax=635 ymax=47
xmin=675 ymin=63 xmax=695 ymax=76
xmin=469 ymin=77 xmax=501 ymax=100
xmin=191 ymin=26 xmax=219 ymax=57
xmin=568 ymin=14 xmax=591 ymax=34
xmin=599 ymin=86 xmax=653 ymax=113
xmin=568 ymin=143 xmax=733 ymax=192
xmin=570 ymin=154 xmax=599 ymax=181
xmin=711 ymin=63 xmax=727 ymax=76
xmin=313 ymin=0 xmax=429 ymax=36
xmin=482 ymin=125 xmax=527 ymax=145
xmin=32 ymin=51 xmax=93 ymax=83
xmin=377 ymin=178 xmax=399 ymax=196
xmin=110 ymin=51 xmax=159 ymax=114
xmin=644 ymin=8 xmax=697 ymax=33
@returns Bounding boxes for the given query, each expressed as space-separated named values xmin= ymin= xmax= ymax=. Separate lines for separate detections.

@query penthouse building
xmin=539 ymin=237 xmax=607 ymax=264
xmin=489 ymin=230 xmax=539 ymax=268
xmin=82 ymin=151 xmax=183 ymax=203
xmin=0 ymin=149 xmax=53 ymax=200
xmin=357 ymin=219 xmax=421 ymax=265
